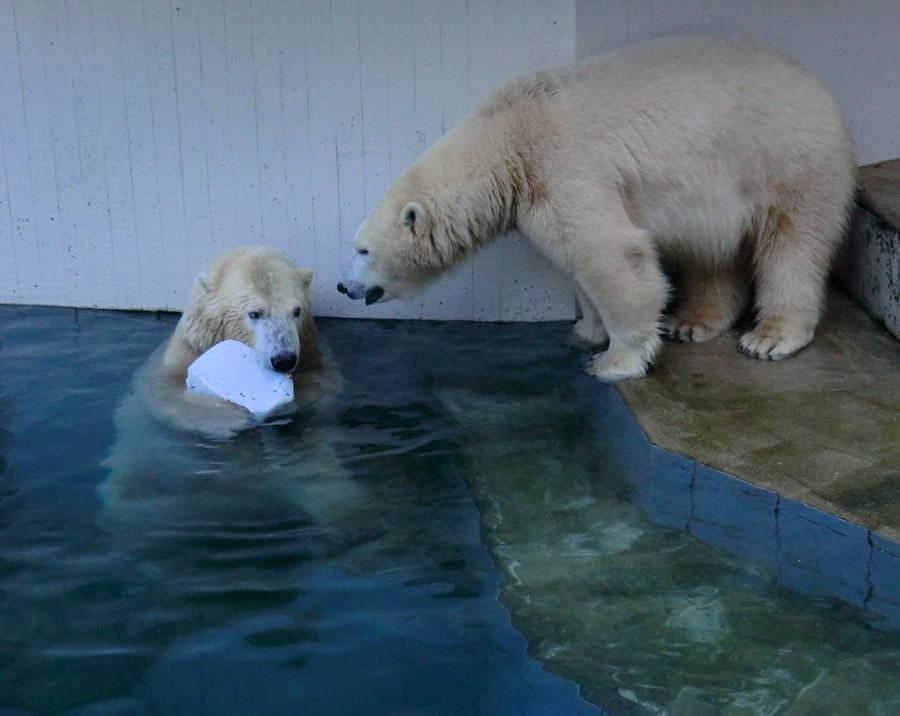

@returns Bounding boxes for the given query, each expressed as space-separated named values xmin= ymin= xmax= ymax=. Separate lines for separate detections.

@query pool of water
xmin=1 ymin=306 xmax=899 ymax=715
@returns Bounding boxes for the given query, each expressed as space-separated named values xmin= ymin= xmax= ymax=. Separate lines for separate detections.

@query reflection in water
xmin=439 ymin=388 xmax=900 ymax=716
xmin=0 ymin=307 xmax=597 ymax=716
xmin=2 ymin=307 xmax=900 ymax=715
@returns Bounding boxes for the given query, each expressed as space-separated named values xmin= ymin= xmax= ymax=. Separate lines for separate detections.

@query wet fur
xmin=100 ymin=246 xmax=359 ymax=541
xmin=143 ymin=246 xmax=336 ymax=436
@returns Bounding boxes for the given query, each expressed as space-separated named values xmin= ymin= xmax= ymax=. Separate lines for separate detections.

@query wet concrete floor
xmin=617 ymin=288 xmax=900 ymax=541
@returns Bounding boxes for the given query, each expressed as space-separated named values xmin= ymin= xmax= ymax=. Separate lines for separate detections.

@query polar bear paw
xmin=664 ymin=312 xmax=731 ymax=343
xmin=585 ymin=334 xmax=661 ymax=381
xmin=739 ymin=316 xmax=815 ymax=360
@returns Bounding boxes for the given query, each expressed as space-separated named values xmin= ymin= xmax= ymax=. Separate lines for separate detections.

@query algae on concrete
xmin=617 ymin=288 xmax=900 ymax=539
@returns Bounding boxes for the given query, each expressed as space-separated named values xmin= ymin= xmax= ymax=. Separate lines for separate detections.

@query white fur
xmin=170 ymin=246 xmax=318 ymax=379
xmin=340 ymin=36 xmax=856 ymax=380
xmin=100 ymin=246 xmax=360 ymax=550
xmin=112 ymin=246 xmax=338 ymax=437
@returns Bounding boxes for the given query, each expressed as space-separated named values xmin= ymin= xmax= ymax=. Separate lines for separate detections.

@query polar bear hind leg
xmin=740 ymin=199 xmax=844 ymax=360
xmin=665 ymin=258 xmax=751 ymax=343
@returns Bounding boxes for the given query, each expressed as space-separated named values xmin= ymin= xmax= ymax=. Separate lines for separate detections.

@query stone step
xmin=835 ymin=158 xmax=900 ymax=342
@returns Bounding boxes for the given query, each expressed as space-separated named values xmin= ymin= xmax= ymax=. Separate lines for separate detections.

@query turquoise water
xmin=1 ymin=306 xmax=899 ymax=715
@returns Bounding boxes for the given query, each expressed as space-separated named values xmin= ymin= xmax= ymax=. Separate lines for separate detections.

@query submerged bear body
xmin=101 ymin=246 xmax=355 ymax=533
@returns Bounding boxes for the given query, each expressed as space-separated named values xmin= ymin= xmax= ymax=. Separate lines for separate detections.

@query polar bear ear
xmin=194 ymin=271 xmax=214 ymax=295
xmin=400 ymin=202 xmax=430 ymax=237
xmin=297 ymin=267 xmax=313 ymax=289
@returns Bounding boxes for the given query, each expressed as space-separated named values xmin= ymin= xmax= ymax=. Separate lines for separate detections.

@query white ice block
xmin=186 ymin=339 xmax=294 ymax=416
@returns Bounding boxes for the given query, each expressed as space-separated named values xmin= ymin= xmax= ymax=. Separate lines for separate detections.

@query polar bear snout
xmin=335 ymin=280 xmax=358 ymax=297
xmin=337 ymin=280 xmax=386 ymax=305
xmin=270 ymin=351 xmax=298 ymax=374
xmin=252 ymin=315 xmax=302 ymax=375
xmin=338 ymin=250 xmax=391 ymax=305
xmin=336 ymin=279 xmax=368 ymax=300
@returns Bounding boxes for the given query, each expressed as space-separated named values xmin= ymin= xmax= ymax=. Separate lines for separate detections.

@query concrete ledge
xmin=614 ymin=289 xmax=900 ymax=539
xmin=591 ymin=288 xmax=900 ymax=626
xmin=835 ymin=158 xmax=900 ymax=341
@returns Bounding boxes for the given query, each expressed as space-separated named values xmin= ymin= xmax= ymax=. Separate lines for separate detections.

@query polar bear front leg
xmin=568 ymin=281 xmax=609 ymax=350
xmin=573 ymin=230 xmax=669 ymax=381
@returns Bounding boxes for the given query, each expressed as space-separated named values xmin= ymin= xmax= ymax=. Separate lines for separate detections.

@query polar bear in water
xmin=100 ymin=246 xmax=362 ymax=544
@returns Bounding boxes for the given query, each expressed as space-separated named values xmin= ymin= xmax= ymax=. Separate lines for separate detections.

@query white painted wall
xmin=0 ymin=0 xmax=576 ymax=317
xmin=2 ymin=1 xmax=898 ymax=317
xmin=575 ymin=0 xmax=900 ymax=167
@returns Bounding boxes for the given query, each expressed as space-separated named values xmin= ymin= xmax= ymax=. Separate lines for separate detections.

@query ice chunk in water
xmin=186 ymin=339 xmax=294 ymax=416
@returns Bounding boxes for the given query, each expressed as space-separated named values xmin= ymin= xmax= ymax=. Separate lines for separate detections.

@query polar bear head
xmin=338 ymin=116 xmax=515 ymax=305
xmin=337 ymin=169 xmax=452 ymax=305
xmin=180 ymin=246 xmax=316 ymax=374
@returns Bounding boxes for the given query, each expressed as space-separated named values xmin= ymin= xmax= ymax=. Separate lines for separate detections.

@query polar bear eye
xmin=357 ymin=248 xmax=369 ymax=255
xmin=248 ymin=310 xmax=261 ymax=321
xmin=292 ymin=307 xmax=301 ymax=318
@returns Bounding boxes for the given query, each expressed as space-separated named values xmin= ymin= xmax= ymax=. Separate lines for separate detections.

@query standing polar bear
xmin=338 ymin=36 xmax=856 ymax=380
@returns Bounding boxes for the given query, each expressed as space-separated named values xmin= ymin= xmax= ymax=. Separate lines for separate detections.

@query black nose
xmin=337 ymin=282 xmax=347 ymax=294
xmin=271 ymin=351 xmax=298 ymax=374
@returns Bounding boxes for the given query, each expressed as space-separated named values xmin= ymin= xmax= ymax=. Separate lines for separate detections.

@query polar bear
xmin=141 ymin=245 xmax=336 ymax=435
xmin=100 ymin=246 xmax=360 ymax=543
xmin=164 ymin=245 xmax=328 ymax=413
xmin=337 ymin=36 xmax=856 ymax=380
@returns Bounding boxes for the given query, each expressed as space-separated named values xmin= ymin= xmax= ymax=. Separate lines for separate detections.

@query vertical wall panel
xmin=1 ymin=0 xmax=577 ymax=317
xmin=370 ymin=0 xmax=423 ymax=321
xmin=117 ymin=0 xmax=164 ymax=306
xmin=493 ymin=0 xmax=576 ymax=321
xmin=170 ymin=0 xmax=214 ymax=285
xmin=329 ymin=0 xmax=370 ymax=318
xmin=466 ymin=0 xmax=502 ymax=321
xmin=144 ymin=1 xmax=187 ymax=308
xmin=414 ymin=0 xmax=471 ymax=321
xmin=93 ymin=0 xmax=139 ymax=308
xmin=223 ymin=0 xmax=262 ymax=246
xmin=0 ymin=1 xmax=36 ymax=303
xmin=302 ymin=0 xmax=348 ymax=316
xmin=251 ymin=0 xmax=289 ymax=258
xmin=11 ymin=1 xmax=57 ymax=303
xmin=0 ymin=0 xmax=17 ymax=298
xmin=276 ymin=1 xmax=315 ymax=271
xmin=68 ymin=0 xmax=112 ymax=307
xmin=356 ymin=1 xmax=390 ymax=220
xmin=42 ymin=1 xmax=85 ymax=302
xmin=194 ymin=0 xmax=232 ymax=259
